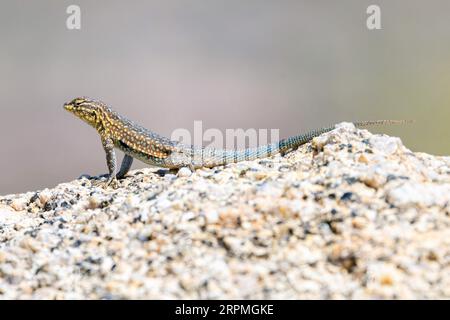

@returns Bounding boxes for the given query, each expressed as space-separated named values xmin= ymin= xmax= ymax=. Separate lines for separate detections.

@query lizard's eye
xmin=74 ymin=98 xmax=86 ymax=105
xmin=88 ymin=110 xmax=97 ymax=120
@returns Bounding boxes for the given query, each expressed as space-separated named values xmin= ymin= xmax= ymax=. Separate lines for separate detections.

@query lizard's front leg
xmin=100 ymin=136 xmax=119 ymax=188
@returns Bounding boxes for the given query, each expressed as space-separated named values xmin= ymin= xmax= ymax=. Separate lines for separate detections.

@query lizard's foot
xmin=91 ymin=176 xmax=119 ymax=189
xmin=106 ymin=177 xmax=119 ymax=189
xmin=115 ymin=173 xmax=128 ymax=180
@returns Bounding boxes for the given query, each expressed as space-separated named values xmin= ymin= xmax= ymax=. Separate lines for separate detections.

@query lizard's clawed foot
xmin=90 ymin=175 xmax=120 ymax=189
xmin=106 ymin=177 xmax=120 ymax=189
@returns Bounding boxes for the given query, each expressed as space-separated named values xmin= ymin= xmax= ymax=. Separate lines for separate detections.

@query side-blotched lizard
xmin=64 ymin=97 xmax=409 ymax=187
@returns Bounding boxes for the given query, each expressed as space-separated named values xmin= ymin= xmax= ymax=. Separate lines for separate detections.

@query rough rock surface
xmin=0 ymin=123 xmax=449 ymax=299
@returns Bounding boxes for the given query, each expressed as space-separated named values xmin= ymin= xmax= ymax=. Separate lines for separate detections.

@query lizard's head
xmin=64 ymin=97 xmax=106 ymax=128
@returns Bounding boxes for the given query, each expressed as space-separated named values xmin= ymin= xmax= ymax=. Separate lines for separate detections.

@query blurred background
xmin=1 ymin=0 xmax=449 ymax=194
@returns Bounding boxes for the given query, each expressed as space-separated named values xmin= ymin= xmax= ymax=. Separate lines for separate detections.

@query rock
xmin=387 ymin=183 xmax=450 ymax=207
xmin=0 ymin=123 xmax=449 ymax=299
xmin=204 ymin=210 xmax=219 ymax=224
xmin=10 ymin=198 xmax=27 ymax=211
xmin=177 ymin=167 xmax=192 ymax=177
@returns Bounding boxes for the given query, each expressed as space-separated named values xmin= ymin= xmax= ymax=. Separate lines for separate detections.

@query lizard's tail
xmin=207 ymin=120 xmax=412 ymax=166
xmin=353 ymin=119 xmax=413 ymax=127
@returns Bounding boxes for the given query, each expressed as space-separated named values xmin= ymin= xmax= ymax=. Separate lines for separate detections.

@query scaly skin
xmin=64 ymin=97 xmax=409 ymax=187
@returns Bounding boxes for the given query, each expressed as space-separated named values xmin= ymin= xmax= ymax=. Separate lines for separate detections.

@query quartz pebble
xmin=0 ymin=124 xmax=449 ymax=299
xmin=177 ymin=167 xmax=192 ymax=177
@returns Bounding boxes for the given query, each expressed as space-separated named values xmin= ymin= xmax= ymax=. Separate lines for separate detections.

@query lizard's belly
xmin=115 ymin=141 xmax=168 ymax=167
xmin=115 ymin=140 xmax=226 ymax=169
xmin=115 ymin=140 xmax=194 ymax=169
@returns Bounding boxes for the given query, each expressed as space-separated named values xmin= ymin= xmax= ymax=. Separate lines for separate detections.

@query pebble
xmin=177 ymin=167 xmax=192 ymax=177
xmin=204 ymin=210 xmax=219 ymax=224
xmin=10 ymin=198 xmax=27 ymax=211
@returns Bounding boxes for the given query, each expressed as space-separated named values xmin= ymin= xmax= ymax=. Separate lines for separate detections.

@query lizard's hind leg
xmin=116 ymin=154 xmax=134 ymax=179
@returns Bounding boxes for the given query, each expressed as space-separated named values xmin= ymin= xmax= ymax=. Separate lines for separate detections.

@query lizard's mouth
xmin=63 ymin=103 xmax=74 ymax=111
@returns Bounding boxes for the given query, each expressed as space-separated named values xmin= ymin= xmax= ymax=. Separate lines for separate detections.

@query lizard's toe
xmin=107 ymin=177 xmax=120 ymax=189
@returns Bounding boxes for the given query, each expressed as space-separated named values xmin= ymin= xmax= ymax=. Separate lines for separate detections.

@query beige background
xmin=1 ymin=0 xmax=449 ymax=194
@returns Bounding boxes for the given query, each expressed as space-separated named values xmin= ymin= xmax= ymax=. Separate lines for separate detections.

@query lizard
xmin=64 ymin=97 xmax=409 ymax=187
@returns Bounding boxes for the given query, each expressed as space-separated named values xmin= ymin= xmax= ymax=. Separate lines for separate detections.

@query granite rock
xmin=0 ymin=123 xmax=449 ymax=299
